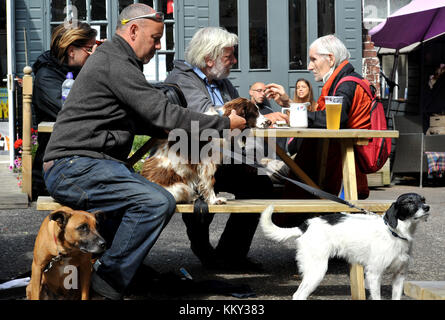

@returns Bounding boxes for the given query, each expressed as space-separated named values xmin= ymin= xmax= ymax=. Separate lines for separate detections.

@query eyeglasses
xmin=252 ymin=89 xmax=266 ymax=93
xmin=121 ymin=12 xmax=165 ymax=25
xmin=82 ymin=46 xmax=94 ymax=53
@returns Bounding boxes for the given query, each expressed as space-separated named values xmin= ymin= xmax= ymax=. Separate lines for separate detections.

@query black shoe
xmin=126 ymin=264 xmax=160 ymax=295
xmin=204 ymin=257 xmax=263 ymax=272
xmin=91 ymin=271 xmax=123 ymax=300
xmin=190 ymin=243 xmax=217 ymax=266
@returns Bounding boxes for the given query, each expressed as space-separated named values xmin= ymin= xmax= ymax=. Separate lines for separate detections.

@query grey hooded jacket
xmin=165 ymin=60 xmax=239 ymax=113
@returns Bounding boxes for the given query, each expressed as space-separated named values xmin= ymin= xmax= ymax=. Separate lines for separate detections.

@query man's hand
xmin=265 ymin=83 xmax=291 ymax=107
xmin=228 ymin=109 xmax=246 ymax=130
xmin=264 ymin=112 xmax=289 ymax=124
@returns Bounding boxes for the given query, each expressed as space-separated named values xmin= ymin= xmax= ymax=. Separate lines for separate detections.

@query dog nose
xmin=98 ymin=238 xmax=107 ymax=250
xmin=423 ymin=204 xmax=430 ymax=212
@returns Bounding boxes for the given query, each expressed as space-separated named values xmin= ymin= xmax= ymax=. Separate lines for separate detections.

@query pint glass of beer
xmin=324 ymin=96 xmax=343 ymax=130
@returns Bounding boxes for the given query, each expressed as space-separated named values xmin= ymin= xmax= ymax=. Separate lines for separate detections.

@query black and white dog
xmin=260 ymin=193 xmax=430 ymax=300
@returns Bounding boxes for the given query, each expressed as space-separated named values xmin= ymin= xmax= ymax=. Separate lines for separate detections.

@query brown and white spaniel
xmin=141 ymin=97 xmax=271 ymax=204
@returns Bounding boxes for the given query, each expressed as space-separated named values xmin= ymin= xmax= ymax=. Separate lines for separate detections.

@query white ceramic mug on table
xmin=282 ymin=102 xmax=310 ymax=127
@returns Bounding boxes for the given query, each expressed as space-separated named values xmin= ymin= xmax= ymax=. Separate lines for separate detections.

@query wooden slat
xmin=37 ymin=196 xmax=392 ymax=213
xmin=251 ymin=128 xmax=399 ymax=139
xmin=38 ymin=124 xmax=399 ymax=139
xmin=37 ymin=121 xmax=55 ymax=133
xmin=404 ymin=281 xmax=445 ymax=300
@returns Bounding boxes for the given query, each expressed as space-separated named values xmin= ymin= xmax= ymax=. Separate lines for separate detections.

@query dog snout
xmin=96 ymin=236 xmax=107 ymax=252
xmin=423 ymin=204 xmax=430 ymax=212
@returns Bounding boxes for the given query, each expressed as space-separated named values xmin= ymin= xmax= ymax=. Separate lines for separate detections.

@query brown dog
xmin=26 ymin=206 xmax=106 ymax=300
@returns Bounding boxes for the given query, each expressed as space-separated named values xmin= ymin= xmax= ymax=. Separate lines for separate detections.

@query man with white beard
xmin=165 ymin=27 xmax=274 ymax=271
xmin=166 ymin=27 xmax=239 ymax=114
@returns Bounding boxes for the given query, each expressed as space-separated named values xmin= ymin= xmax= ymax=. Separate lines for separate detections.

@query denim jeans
xmin=43 ymin=156 xmax=176 ymax=292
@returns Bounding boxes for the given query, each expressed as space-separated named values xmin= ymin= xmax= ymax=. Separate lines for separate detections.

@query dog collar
xmin=383 ymin=219 xmax=409 ymax=241
xmin=44 ymin=230 xmax=66 ymax=273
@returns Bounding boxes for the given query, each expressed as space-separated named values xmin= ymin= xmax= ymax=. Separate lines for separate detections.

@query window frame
xmin=48 ymin=0 xmax=111 ymax=41
xmin=46 ymin=0 xmax=176 ymax=82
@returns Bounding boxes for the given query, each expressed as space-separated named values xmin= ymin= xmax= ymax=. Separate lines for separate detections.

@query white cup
xmin=282 ymin=102 xmax=310 ymax=128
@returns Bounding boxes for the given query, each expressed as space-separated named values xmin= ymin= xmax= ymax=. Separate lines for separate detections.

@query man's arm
xmin=166 ymin=71 xmax=215 ymax=113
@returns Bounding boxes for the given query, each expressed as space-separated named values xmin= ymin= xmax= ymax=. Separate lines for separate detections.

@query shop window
xmin=143 ymin=0 xmax=176 ymax=81
xmin=50 ymin=0 xmax=108 ymax=39
xmin=317 ymin=0 xmax=335 ymax=37
xmin=381 ymin=54 xmax=408 ymax=100
xmin=249 ymin=0 xmax=268 ymax=69
xmin=49 ymin=0 xmax=176 ymax=82
xmin=219 ymin=0 xmax=239 ymax=69
xmin=289 ymin=0 xmax=307 ymax=70
xmin=363 ymin=0 xmax=411 ymax=30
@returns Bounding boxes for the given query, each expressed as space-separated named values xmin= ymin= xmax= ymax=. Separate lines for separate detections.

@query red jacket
xmin=284 ymin=61 xmax=370 ymax=201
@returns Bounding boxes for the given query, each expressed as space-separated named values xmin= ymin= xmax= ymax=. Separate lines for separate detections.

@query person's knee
xmin=147 ymin=189 xmax=177 ymax=218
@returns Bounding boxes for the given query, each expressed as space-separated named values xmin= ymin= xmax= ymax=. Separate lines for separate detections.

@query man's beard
xmin=208 ymin=58 xmax=231 ymax=80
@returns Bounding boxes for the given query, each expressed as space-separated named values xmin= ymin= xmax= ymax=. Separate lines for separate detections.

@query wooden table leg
xmin=274 ymin=143 xmax=320 ymax=189
xmin=317 ymin=139 xmax=329 ymax=187
xmin=341 ymin=139 xmax=366 ymax=300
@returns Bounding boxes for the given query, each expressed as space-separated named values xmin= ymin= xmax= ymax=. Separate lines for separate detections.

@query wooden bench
xmin=404 ymin=281 xmax=445 ymax=300
xmin=37 ymin=195 xmax=392 ymax=214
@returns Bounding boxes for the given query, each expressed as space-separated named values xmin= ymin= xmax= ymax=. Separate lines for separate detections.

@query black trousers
xmin=32 ymin=133 xmax=50 ymax=201
xmin=182 ymin=164 xmax=274 ymax=260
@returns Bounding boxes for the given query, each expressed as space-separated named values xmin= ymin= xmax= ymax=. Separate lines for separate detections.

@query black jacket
xmin=31 ymin=51 xmax=80 ymax=199
xmin=32 ymin=51 xmax=80 ymax=124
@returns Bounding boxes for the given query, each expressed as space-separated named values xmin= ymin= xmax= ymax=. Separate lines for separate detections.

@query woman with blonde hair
xmin=32 ymin=22 xmax=98 ymax=199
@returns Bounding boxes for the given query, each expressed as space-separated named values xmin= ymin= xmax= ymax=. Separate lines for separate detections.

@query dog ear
xmin=49 ymin=207 xmax=72 ymax=229
xmin=383 ymin=202 xmax=398 ymax=229
xmin=91 ymin=210 xmax=106 ymax=225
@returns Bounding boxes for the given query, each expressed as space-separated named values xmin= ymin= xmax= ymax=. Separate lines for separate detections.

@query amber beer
xmin=324 ymin=96 xmax=343 ymax=130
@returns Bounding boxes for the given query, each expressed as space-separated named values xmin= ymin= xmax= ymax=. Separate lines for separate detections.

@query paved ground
xmin=1 ymin=178 xmax=444 ymax=302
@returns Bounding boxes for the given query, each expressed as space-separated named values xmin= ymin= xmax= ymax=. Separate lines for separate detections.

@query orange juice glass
xmin=324 ymin=96 xmax=343 ymax=130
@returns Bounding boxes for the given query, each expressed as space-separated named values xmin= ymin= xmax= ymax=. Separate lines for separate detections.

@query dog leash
xmin=240 ymin=153 xmax=407 ymax=240
xmin=219 ymin=146 xmax=378 ymax=216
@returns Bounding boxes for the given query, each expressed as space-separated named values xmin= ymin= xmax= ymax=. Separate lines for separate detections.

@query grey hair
xmin=116 ymin=3 xmax=154 ymax=30
xmin=309 ymin=34 xmax=351 ymax=68
xmin=185 ymin=27 xmax=238 ymax=69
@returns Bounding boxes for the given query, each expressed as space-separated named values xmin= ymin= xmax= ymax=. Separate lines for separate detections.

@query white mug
xmin=282 ymin=102 xmax=310 ymax=128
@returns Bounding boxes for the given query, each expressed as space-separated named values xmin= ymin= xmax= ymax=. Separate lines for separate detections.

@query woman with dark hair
xmin=293 ymin=78 xmax=317 ymax=112
xmin=286 ymin=78 xmax=318 ymax=154
xmin=32 ymin=22 xmax=98 ymax=199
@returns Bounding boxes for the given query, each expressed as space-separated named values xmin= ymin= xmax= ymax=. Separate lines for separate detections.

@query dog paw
xmin=210 ymin=197 xmax=227 ymax=205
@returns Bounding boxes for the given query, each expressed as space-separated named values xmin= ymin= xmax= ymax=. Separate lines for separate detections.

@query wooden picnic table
xmin=36 ymin=122 xmax=399 ymax=300
xmin=251 ymin=127 xmax=399 ymax=198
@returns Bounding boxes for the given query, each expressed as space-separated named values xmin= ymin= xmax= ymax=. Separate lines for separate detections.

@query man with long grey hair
xmin=165 ymin=27 xmax=275 ymax=271
xmin=167 ymin=27 xmax=239 ymax=113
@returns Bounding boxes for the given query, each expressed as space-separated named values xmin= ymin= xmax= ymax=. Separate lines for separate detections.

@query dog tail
xmin=260 ymin=205 xmax=303 ymax=243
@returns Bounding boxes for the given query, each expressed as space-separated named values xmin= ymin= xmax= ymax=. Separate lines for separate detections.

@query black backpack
xmin=151 ymin=82 xmax=188 ymax=108
xmin=126 ymin=82 xmax=187 ymax=167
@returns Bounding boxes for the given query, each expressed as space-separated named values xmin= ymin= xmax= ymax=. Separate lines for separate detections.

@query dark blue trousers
xmin=44 ymin=156 xmax=176 ymax=292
